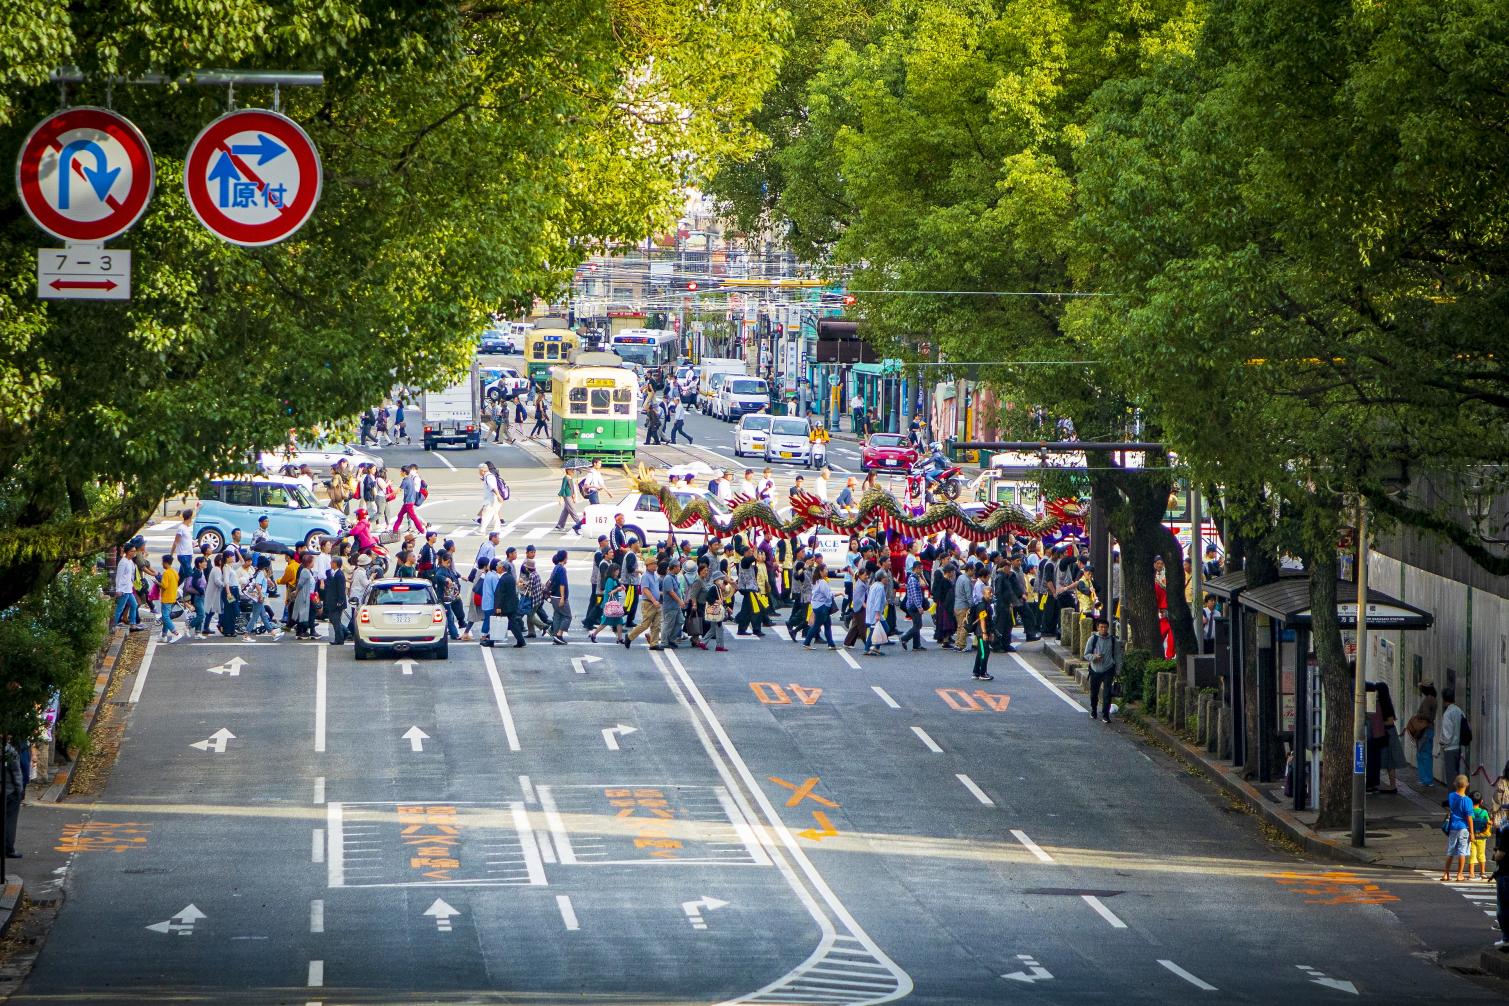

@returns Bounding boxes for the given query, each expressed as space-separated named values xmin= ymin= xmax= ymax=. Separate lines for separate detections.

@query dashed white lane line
xmin=911 ymin=727 xmax=943 ymax=753
xmin=310 ymin=899 xmax=324 ymax=933
xmin=314 ymin=646 xmax=327 ymax=753
xmin=1157 ymin=959 xmax=1215 ymax=990
xmin=524 ymin=526 xmax=551 ymax=539
xmin=429 ymin=451 xmax=457 ymax=471
xmin=557 ymin=894 xmax=580 ymax=931
xmin=519 ymin=774 xmax=537 ymax=806
xmin=313 ymin=776 xmax=325 ymax=804
xmin=1009 ymin=651 xmax=1087 ymax=712
xmin=838 ymin=648 xmax=862 ymax=670
xmin=312 ymin=829 xmax=325 ymax=864
xmin=1011 ymin=829 xmax=1054 ymax=863
xmin=956 ymin=773 xmax=993 ymax=806
xmin=1084 ymin=895 xmax=1128 ymax=929
xmin=128 ymin=634 xmax=157 ymax=703
xmin=871 ymin=686 xmax=900 ymax=709
xmin=307 ymin=960 xmax=324 ymax=987
xmin=481 ymin=645 xmax=521 ymax=752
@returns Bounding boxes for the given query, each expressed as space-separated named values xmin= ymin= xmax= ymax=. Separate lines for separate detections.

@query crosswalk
xmin=1416 ymin=870 xmax=1502 ymax=927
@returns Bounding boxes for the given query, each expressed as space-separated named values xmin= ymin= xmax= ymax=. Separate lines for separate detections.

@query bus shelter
xmin=1232 ymin=577 xmax=1432 ymax=811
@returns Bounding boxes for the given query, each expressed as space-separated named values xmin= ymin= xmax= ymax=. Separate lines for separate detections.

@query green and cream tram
xmin=549 ymin=353 xmax=638 ymax=462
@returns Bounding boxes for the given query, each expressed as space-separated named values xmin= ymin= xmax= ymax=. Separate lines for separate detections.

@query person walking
xmin=657 ymin=556 xmax=686 ymax=649
xmin=1442 ymin=773 xmax=1475 ymax=883
xmin=898 ymin=562 xmax=927 ymax=651
xmin=548 ymin=550 xmax=571 ymax=644
xmin=1439 ymin=687 xmax=1467 ymax=783
xmin=476 ymin=463 xmax=505 ymax=534
xmin=734 ymin=546 xmax=764 ymax=638
xmin=494 ymin=560 xmax=526 ymax=647
xmin=862 ymin=568 xmax=888 ymax=657
xmin=531 ymin=395 xmax=549 ymax=439
xmin=323 ymin=558 xmax=349 ymax=645
xmin=668 ymin=398 xmax=693 ymax=444
xmin=1407 ymin=682 xmax=1439 ymax=787
xmin=627 ymin=555 xmax=662 ymax=649
xmin=803 ymin=567 xmax=838 ymax=650
xmin=970 ymin=585 xmax=994 ymax=681
xmin=3 ymin=739 xmax=25 ymax=859
xmin=590 ymin=565 xmax=627 ymax=645
xmin=170 ymin=509 xmax=195 ymax=578
xmin=520 ymin=553 xmax=550 ymax=637
xmin=555 ymin=470 xmax=584 ymax=532
xmin=392 ymin=465 xmax=426 ymax=534
xmin=293 ymin=554 xmax=317 ymax=639
xmin=1084 ymin=619 xmax=1119 ymax=722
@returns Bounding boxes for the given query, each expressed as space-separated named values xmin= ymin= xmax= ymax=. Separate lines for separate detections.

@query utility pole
xmin=1351 ymin=503 xmax=1369 ymax=848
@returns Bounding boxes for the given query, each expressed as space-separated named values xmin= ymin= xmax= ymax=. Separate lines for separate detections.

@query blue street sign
xmin=1353 ymin=741 xmax=1365 ymax=775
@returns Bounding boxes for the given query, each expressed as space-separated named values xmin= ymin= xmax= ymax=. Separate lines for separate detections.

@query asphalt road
xmin=25 ymin=397 xmax=1507 ymax=1004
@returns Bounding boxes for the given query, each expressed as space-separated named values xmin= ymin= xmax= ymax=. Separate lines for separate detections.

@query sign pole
xmin=1351 ymin=502 xmax=1369 ymax=848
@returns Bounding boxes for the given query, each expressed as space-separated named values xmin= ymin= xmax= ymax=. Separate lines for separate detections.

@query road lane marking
xmin=1084 ymin=895 xmax=1128 ymax=928
xmin=128 ymin=635 xmax=157 ymax=703
xmin=536 ymin=786 xmax=577 ymax=865
xmin=480 ymin=646 xmax=521 ymax=751
xmin=309 ymin=899 xmax=323 ymax=933
xmin=498 ymin=501 xmax=556 ymax=538
xmin=911 ymin=727 xmax=943 ymax=753
xmin=312 ymin=828 xmax=325 ymax=863
xmin=652 ymin=650 xmax=912 ymax=1003
xmin=524 ymin=526 xmax=550 ymax=539
xmin=429 ymin=451 xmax=456 ymax=471
xmin=307 ymin=960 xmax=324 ymax=987
xmin=771 ymin=625 xmax=791 ymax=640
xmin=1011 ymin=830 xmax=1054 ymax=863
xmin=1008 ymin=652 xmax=1086 ymax=712
xmin=519 ymin=774 xmax=537 ymax=806
xmin=956 ymin=774 xmax=993 ymax=805
xmin=770 ymin=775 xmax=840 ymax=809
xmin=838 ymin=648 xmax=862 ymax=670
xmin=1157 ymin=960 xmax=1215 ymax=990
xmin=313 ymin=777 xmax=325 ymax=804
xmin=510 ymin=801 xmax=549 ymax=886
xmin=326 ymin=804 xmax=344 ymax=887
xmin=871 ymin=686 xmax=900 ymax=708
xmin=715 ymin=786 xmax=774 ymax=867
xmin=557 ymin=894 xmax=580 ymax=930
xmin=315 ymin=646 xmax=327 ymax=752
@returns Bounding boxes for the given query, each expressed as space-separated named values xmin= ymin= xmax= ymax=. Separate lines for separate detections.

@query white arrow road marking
xmin=1297 ymin=965 xmax=1358 ymax=995
xmin=682 ymin=896 xmax=729 ymax=930
xmin=189 ymin=728 xmax=235 ymax=753
xmin=395 ymin=658 xmax=417 ymax=676
xmin=1002 ymin=954 xmax=1053 ymax=983
xmin=424 ymin=898 xmax=460 ymax=932
xmin=572 ymin=654 xmax=602 ymax=675
xmin=402 ymin=726 xmax=429 ymax=752
xmin=1158 ymin=960 xmax=1217 ymax=991
xmin=205 ymin=656 xmax=246 ymax=676
xmin=601 ymin=724 xmax=637 ymax=751
xmin=146 ymin=904 xmax=206 ymax=935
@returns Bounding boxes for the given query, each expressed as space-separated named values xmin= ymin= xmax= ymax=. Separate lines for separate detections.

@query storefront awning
xmin=1237 ymin=578 xmax=1433 ymax=630
xmin=850 ymin=363 xmax=885 ymax=376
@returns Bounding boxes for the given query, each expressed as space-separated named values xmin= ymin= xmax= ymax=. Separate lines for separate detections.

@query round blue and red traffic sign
xmin=183 ymin=109 xmax=322 ymax=247
xmin=16 ymin=107 xmax=155 ymax=243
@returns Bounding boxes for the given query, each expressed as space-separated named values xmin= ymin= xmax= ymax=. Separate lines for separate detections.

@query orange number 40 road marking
xmin=750 ymin=682 xmax=823 ymax=706
xmin=936 ymin=688 xmax=1010 ymax=712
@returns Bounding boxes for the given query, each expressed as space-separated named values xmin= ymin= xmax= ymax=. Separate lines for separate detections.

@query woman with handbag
xmin=1407 ymin=682 xmax=1439 ymax=787
xmin=292 ymin=554 xmax=317 ymax=639
xmin=590 ymin=565 xmax=627 ymax=645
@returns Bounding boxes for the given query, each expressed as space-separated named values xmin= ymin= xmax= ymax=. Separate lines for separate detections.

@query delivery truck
xmin=419 ymin=360 xmax=482 ymax=450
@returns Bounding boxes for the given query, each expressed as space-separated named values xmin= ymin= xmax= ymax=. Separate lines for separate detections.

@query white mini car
xmin=734 ymin=414 xmax=772 ymax=458
xmin=580 ymin=490 xmax=732 ymax=545
xmin=258 ymin=441 xmax=379 ymax=476
xmin=763 ymin=417 xmax=811 ymax=465
xmin=484 ymin=368 xmax=531 ymax=401
xmin=354 ymin=578 xmax=449 ymax=660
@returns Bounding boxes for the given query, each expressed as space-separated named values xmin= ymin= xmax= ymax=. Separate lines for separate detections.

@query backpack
xmin=384 ymin=482 xmax=397 ymax=502
xmin=499 ymin=479 xmax=511 ymax=501
xmin=441 ymin=576 xmax=460 ymax=603
xmin=1460 ymin=713 xmax=1473 ymax=748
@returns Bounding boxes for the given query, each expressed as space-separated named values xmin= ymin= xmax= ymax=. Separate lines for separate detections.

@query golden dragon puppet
xmin=627 ymin=464 xmax=1081 ymax=542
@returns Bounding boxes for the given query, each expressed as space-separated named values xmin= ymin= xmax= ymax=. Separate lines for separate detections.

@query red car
xmin=861 ymin=433 xmax=919 ymax=472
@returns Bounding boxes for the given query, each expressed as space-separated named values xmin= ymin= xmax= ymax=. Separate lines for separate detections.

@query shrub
xmin=0 ymin=564 xmax=110 ymax=751
xmin=1121 ymin=648 xmax=1151 ymax=704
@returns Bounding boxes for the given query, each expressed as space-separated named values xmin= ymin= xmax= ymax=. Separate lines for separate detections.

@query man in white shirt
xmin=713 ymin=469 xmax=733 ymax=504
xmin=759 ymin=468 xmax=775 ymax=502
xmin=813 ymin=468 xmax=830 ymax=502
xmin=581 ymin=460 xmax=606 ymax=505
xmin=738 ymin=469 xmax=758 ymax=500
xmin=170 ymin=510 xmax=195 ymax=578
xmin=476 ymin=464 xmax=504 ymax=533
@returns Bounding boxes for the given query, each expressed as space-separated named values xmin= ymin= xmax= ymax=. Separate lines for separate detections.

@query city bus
xmin=549 ymin=352 xmax=638 ymax=462
xmin=525 ymin=321 xmax=578 ymax=387
xmin=610 ymin=328 xmax=680 ymax=371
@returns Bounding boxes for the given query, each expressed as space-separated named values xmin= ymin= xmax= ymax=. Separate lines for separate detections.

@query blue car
xmin=193 ymin=478 xmax=348 ymax=552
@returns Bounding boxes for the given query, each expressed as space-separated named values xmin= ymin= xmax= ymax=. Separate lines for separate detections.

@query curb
xmin=1038 ymin=638 xmax=1381 ymax=870
xmin=1481 ymin=948 xmax=1509 ymax=981
xmin=0 ymin=877 xmax=21 ymax=941
xmin=41 ymin=626 xmax=127 ymax=803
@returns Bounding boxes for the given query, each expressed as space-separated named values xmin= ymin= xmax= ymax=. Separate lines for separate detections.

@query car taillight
xmin=465 ymin=424 xmax=475 ymax=432
xmin=424 ymin=425 xmax=433 ymax=433
xmin=359 ymin=608 xmax=370 ymax=624
xmin=433 ymin=608 xmax=444 ymax=623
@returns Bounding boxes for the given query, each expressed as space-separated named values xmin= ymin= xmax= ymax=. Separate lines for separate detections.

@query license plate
xmin=780 ymin=452 xmax=792 ymax=458
xmin=885 ymin=459 xmax=897 ymax=465
xmin=388 ymin=612 xmax=417 ymax=625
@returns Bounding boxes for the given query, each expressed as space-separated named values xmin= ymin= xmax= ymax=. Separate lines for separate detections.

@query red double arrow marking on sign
xmin=49 ymin=279 xmax=118 ymax=291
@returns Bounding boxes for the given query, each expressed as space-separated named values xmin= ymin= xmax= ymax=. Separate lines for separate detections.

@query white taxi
xmin=354 ymin=578 xmax=449 ymax=660
xmin=580 ymin=490 xmax=733 ymax=545
xmin=734 ymin=414 xmax=773 ymax=458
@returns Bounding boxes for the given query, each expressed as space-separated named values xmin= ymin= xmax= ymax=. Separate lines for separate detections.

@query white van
xmin=697 ymin=358 xmax=746 ymax=414
xmin=716 ymin=375 xmax=770 ymax=422
xmin=763 ymin=416 xmax=811 ymax=464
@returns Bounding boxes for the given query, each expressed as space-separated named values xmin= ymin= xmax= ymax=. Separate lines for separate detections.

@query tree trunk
xmin=1089 ymin=465 xmax=1162 ymax=654
xmin=1309 ymin=540 xmax=1353 ymax=829
xmin=1154 ymin=522 xmax=1199 ymax=657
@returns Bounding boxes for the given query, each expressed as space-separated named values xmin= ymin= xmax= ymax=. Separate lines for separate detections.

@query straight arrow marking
xmin=395 ymin=659 xmax=417 ymax=675
xmin=189 ymin=728 xmax=235 ymax=753
xmin=207 ymin=657 xmax=246 ymax=676
xmin=402 ymin=726 xmax=429 ymax=752
xmin=424 ymin=898 xmax=459 ymax=932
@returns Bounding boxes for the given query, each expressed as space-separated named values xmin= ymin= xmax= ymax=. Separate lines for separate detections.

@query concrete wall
xmin=1367 ymin=552 xmax=1507 ymax=788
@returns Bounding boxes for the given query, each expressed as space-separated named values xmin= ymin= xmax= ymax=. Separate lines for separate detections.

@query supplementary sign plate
xmin=37 ymin=247 xmax=130 ymax=300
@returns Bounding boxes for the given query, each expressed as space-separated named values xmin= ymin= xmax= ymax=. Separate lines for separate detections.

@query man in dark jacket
xmin=990 ymin=555 xmax=1017 ymax=653
xmin=932 ymin=562 xmax=956 ymax=646
xmin=324 ymin=558 xmax=349 ymax=645
xmin=492 ymin=560 xmax=525 ymax=647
